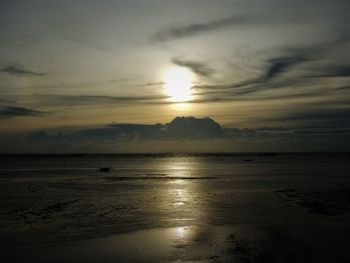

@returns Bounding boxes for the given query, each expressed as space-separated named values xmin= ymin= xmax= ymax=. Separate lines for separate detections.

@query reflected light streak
xmin=176 ymin=227 xmax=187 ymax=239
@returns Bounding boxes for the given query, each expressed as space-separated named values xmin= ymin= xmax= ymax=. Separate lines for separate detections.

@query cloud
xmin=6 ymin=94 xmax=172 ymax=109
xmin=145 ymin=82 xmax=164 ymax=87
xmin=191 ymin=32 xmax=349 ymax=98
xmin=90 ymin=116 xmax=222 ymax=141
xmin=20 ymin=116 xmax=350 ymax=153
xmin=263 ymin=56 xmax=308 ymax=81
xmin=0 ymin=64 xmax=46 ymax=76
xmin=0 ymin=106 xmax=46 ymax=119
xmin=171 ymin=58 xmax=214 ymax=77
xmin=151 ymin=15 xmax=245 ymax=42
xmin=26 ymin=116 xmax=350 ymax=146
xmin=165 ymin=116 xmax=222 ymax=138
xmin=27 ymin=117 xmax=225 ymax=145
xmin=0 ymin=98 xmax=16 ymax=104
xmin=307 ymin=65 xmax=350 ymax=78
xmin=48 ymin=95 xmax=168 ymax=105
xmin=196 ymin=32 xmax=349 ymax=96
xmin=233 ymin=54 xmax=308 ymax=90
xmin=192 ymin=53 xmax=309 ymax=97
xmin=336 ymin=85 xmax=350 ymax=91
xmin=278 ymin=109 xmax=350 ymax=126
xmin=188 ymin=38 xmax=349 ymax=103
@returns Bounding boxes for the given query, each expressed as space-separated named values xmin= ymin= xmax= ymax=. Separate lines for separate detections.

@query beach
xmin=1 ymin=153 xmax=350 ymax=262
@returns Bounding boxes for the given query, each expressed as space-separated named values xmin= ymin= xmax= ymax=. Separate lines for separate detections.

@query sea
xmin=1 ymin=153 xmax=349 ymax=262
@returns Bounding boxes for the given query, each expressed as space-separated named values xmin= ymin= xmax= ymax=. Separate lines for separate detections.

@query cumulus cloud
xmin=26 ymin=117 xmax=222 ymax=146
xmin=25 ymin=116 xmax=350 ymax=150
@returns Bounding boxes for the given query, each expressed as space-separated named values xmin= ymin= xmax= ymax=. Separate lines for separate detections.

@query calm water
xmin=1 ymin=153 xmax=350 ymax=262
xmin=1 ymin=153 xmax=349 ymax=177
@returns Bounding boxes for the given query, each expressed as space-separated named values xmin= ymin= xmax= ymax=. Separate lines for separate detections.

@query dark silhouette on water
xmin=99 ymin=167 xmax=111 ymax=172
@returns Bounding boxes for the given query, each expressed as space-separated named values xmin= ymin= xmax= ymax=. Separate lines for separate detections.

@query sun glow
xmin=163 ymin=67 xmax=194 ymax=102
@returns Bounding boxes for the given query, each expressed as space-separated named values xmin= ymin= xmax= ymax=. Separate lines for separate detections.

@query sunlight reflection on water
xmin=143 ymin=160 xmax=208 ymax=233
xmin=175 ymin=226 xmax=187 ymax=239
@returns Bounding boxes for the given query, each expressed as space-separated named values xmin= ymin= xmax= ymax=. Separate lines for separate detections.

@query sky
xmin=1 ymin=0 xmax=349 ymax=152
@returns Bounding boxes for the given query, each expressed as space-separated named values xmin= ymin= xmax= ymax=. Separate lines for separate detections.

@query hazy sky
xmin=1 ymin=0 xmax=349 ymax=152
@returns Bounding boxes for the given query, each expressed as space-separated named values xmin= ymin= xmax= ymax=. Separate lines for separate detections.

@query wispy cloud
xmin=336 ymin=85 xmax=350 ymax=91
xmin=278 ymin=109 xmax=350 ymax=126
xmin=28 ymin=94 xmax=171 ymax=107
xmin=193 ymin=32 xmax=349 ymax=96
xmin=171 ymin=58 xmax=214 ymax=77
xmin=0 ymin=106 xmax=46 ymax=119
xmin=0 ymin=64 xmax=46 ymax=76
xmin=151 ymin=15 xmax=245 ymax=42
xmin=306 ymin=65 xmax=350 ymax=78
xmin=263 ymin=56 xmax=308 ymax=81
xmin=234 ymin=55 xmax=308 ymax=90
xmin=0 ymin=98 xmax=16 ymax=104
xmin=192 ymin=52 xmax=309 ymax=97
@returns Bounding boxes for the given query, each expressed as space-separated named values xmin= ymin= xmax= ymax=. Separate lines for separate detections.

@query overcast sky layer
xmin=1 ymin=0 xmax=349 ymax=152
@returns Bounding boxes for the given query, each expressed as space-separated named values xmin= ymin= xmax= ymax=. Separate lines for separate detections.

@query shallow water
xmin=1 ymin=153 xmax=350 ymax=262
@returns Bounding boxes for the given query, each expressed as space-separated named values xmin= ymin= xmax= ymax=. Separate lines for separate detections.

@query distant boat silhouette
xmin=243 ymin=159 xmax=253 ymax=162
xmin=99 ymin=167 xmax=111 ymax=172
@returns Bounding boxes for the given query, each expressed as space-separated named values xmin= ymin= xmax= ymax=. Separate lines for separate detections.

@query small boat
xmin=243 ymin=159 xmax=253 ymax=162
xmin=99 ymin=167 xmax=111 ymax=172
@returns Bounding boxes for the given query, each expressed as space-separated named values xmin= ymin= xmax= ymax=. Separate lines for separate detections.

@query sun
xmin=163 ymin=67 xmax=194 ymax=102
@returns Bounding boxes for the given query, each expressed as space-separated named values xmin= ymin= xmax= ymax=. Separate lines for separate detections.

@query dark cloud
xmin=171 ymin=58 xmax=214 ymax=77
xmin=11 ymin=94 xmax=171 ymax=108
xmin=336 ymin=85 xmax=350 ymax=91
xmin=26 ymin=116 xmax=350 ymax=147
xmin=331 ymin=65 xmax=350 ymax=77
xmin=165 ymin=116 xmax=222 ymax=138
xmin=232 ymin=54 xmax=309 ymax=90
xmin=145 ymin=82 xmax=164 ymax=86
xmin=279 ymin=109 xmax=350 ymax=126
xmin=0 ymin=98 xmax=16 ymax=103
xmin=84 ymin=116 xmax=223 ymax=141
xmin=19 ymin=116 xmax=349 ymax=152
xmin=52 ymin=95 xmax=169 ymax=105
xmin=191 ymin=88 xmax=327 ymax=104
xmin=0 ymin=106 xmax=46 ymax=119
xmin=0 ymin=64 xmax=46 ymax=76
xmin=151 ymin=15 xmax=245 ymax=42
xmin=27 ymin=117 xmax=224 ymax=145
xmin=192 ymin=53 xmax=309 ymax=97
xmin=307 ymin=65 xmax=350 ymax=78
xmin=192 ymin=35 xmax=348 ymax=96
xmin=263 ymin=56 xmax=308 ymax=81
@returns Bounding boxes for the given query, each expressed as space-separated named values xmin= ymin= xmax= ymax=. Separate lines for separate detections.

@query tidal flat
xmin=1 ymin=153 xmax=349 ymax=262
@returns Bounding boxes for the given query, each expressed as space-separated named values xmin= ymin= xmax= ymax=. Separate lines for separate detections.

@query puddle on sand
xmin=18 ymin=225 xmax=256 ymax=263
xmin=72 ymin=225 xmax=238 ymax=262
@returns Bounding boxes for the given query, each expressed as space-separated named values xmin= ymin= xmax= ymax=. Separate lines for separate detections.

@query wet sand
xmin=1 ymin=153 xmax=350 ymax=262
